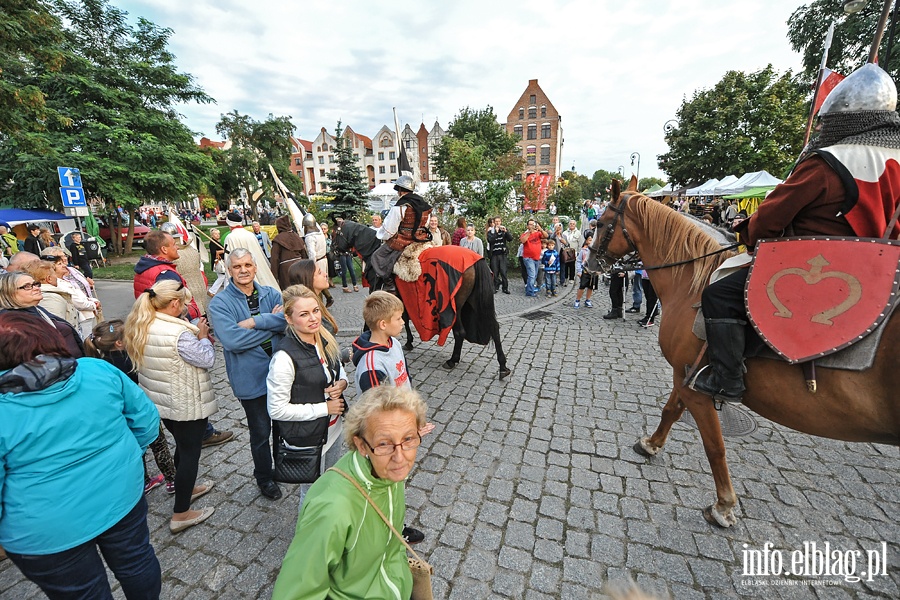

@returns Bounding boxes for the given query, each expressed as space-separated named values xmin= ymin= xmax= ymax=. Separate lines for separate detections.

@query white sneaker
xmin=574 ymin=300 xmax=580 ymax=308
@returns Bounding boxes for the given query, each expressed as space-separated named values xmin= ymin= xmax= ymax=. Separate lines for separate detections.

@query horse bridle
xmin=594 ymin=192 xmax=640 ymax=269
xmin=594 ymin=192 xmax=739 ymax=271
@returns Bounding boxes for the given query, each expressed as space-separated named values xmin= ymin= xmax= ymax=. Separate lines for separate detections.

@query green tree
xmin=214 ymin=110 xmax=301 ymax=218
xmin=432 ymin=106 xmax=523 ymax=218
xmin=324 ymin=121 xmax=370 ymax=219
xmin=589 ymin=169 xmax=619 ymax=201
xmin=547 ymin=170 xmax=586 ymax=218
xmin=657 ymin=65 xmax=806 ymax=187
xmin=787 ymin=1 xmax=900 ymax=81
xmin=0 ymin=0 xmax=215 ymax=253
xmin=0 ymin=0 xmax=68 ymax=151
xmin=639 ymin=176 xmax=666 ymax=191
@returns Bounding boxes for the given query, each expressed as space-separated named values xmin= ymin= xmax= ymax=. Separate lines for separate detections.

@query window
xmin=405 ymin=140 xmax=411 ymax=149
xmin=328 ymin=155 xmax=334 ymax=163
xmin=294 ymin=158 xmax=301 ymax=165
xmin=540 ymin=145 xmax=550 ymax=165
xmin=541 ymin=123 xmax=551 ymax=138
xmin=330 ymin=168 xmax=335 ymax=174
xmin=380 ymin=179 xmax=387 ymax=184
xmin=319 ymin=169 xmax=325 ymax=176
xmin=527 ymin=124 xmax=536 ymax=140
xmin=380 ymin=136 xmax=392 ymax=147
xmin=389 ymin=151 xmax=396 ymax=160
xmin=322 ymin=143 xmax=328 ymax=151
xmin=379 ymin=166 xmax=385 ymax=174
xmin=378 ymin=152 xmax=384 ymax=160
xmin=421 ymin=160 xmax=426 ymax=167
xmin=513 ymin=125 xmax=523 ymax=138
xmin=528 ymin=107 xmax=536 ymax=119
xmin=541 ymin=105 xmax=547 ymax=117
xmin=518 ymin=108 xmax=524 ymax=120
xmin=390 ymin=165 xmax=396 ymax=173
xmin=526 ymin=146 xmax=536 ymax=166
xmin=514 ymin=173 xmax=522 ymax=182
xmin=529 ymin=94 xmax=536 ymax=104
xmin=318 ymin=156 xmax=324 ymax=164
xmin=422 ymin=147 xmax=427 ymax=154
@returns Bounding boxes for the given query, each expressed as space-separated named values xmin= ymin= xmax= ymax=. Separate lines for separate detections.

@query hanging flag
xmin=393 ymin=107 xmax=420 ymax=183
xmin=168 ymin=210 xmax=191 ymax=245
xmin=192 ymin=223 xmax=210 ymax=264
xmin=813 ymin=68 xmax=847 ymax=116
xmin=268 ymin=163 xmax=308 ymax=234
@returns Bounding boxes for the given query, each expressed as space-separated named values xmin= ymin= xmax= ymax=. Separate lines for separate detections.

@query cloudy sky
xmin=117 ymin=0 xmax=812 ymax=181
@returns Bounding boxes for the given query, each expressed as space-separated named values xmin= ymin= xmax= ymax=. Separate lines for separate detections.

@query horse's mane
xmin=628 ymin=193 xmax=737 ymax=294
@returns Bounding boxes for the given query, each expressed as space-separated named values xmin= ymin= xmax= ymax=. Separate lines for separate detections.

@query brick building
xmin=504 ymin=79 xmax=564 ymax=209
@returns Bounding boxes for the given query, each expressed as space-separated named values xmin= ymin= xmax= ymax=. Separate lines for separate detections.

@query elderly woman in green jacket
xmin=273 ymin=386 xmax=427 ymax=600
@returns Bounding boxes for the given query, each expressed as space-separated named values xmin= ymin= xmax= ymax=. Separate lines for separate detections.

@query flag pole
xmin=869 ymin=0 xmax=895 ymax=63
xmin=803 ymin=22 xmax=836 ymax=149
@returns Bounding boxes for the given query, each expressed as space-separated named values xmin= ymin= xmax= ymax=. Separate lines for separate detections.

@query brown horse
xmin=588 ymin=178 xmax=899 ymax=527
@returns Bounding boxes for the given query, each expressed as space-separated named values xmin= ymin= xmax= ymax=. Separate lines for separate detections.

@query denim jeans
xmin=545 ymin=272 xmax=557 ymax=293
xmin=339 ymin=254 xmax=357 ymax=287
xmin=524 ymin=257 xmax=539 ymax=295
xmin=240 ymin=395 xmax=274 ymax=485
xmin=7 ymin=497 xmax=161 ymax=600
xmin=631 ymin=273 xmax=643 ymax=308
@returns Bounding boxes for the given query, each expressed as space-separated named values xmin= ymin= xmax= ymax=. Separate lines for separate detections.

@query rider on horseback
xmin=690 ymin=63 xmax=900 ymax=405
xmin=369 ymin=175 xmax=433 ymax=291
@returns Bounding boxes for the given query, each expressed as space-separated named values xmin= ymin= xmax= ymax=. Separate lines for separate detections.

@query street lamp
xmin=664 ymin=119 xmax=678 ymax=135
xmin=617 ymin=165 xmax=624 ymax=179
xmin=843 ymin=0 xmax=867 ymax=13
xmin=630 ymin=152 xmax=641 ymax=183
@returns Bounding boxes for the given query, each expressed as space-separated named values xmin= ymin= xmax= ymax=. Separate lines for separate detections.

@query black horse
xmin=332 ymin=218 xmax=510 ymax=379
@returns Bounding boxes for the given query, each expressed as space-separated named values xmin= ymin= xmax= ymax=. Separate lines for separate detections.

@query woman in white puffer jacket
xmin=125 ymin=279 xmax=217 ymax=534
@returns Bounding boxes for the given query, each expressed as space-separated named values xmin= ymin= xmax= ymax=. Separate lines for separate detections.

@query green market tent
xmin=723 ymin=186 xmax=775 ymax=199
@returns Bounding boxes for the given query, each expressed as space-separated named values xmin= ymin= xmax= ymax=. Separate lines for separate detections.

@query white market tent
xmin=715 ymin=171 xmax=782 ymax=196
xmin=646 ymin=183 xmax=674 ymax=198
xmin=685 ymin=178 xmax=719 ymax=197
xmin=709 ymin=175 xmax=740 ymax=196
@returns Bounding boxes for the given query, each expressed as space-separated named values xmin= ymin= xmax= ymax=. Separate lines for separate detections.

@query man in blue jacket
xmin=208 ymin=248 xmax=286 ymax=500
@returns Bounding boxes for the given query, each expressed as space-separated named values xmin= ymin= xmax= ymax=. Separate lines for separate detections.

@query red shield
xmin=746 ymin=238 xmax=900 ymax=363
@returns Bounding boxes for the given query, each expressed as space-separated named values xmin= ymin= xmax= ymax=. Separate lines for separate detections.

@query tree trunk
xmin=124 ymin=206 xmax=137 ymax=253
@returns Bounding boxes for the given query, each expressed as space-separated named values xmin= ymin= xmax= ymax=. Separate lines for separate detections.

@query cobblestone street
xmin=1 ymin=276 xmax=897 ymax=599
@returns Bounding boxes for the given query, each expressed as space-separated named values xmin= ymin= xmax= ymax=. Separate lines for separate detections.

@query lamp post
xmin=617 ymin=165 xmax=624 ymax=179
xmin=630 ymin=152 xmax=641 ymax=184
xmin=664 ymin=119 xmax=678 ymax=135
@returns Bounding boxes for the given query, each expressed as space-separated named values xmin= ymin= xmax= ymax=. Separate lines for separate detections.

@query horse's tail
xmin=459 ymin=258 xmax=498 ymax=345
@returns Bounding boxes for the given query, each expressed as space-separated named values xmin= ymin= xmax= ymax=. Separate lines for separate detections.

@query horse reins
xmin=595 ymin=191 xmax=740 ymax=271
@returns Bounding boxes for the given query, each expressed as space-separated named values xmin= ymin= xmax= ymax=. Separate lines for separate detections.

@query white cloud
xmin=119 ymin=0 xmax=808 ymax=181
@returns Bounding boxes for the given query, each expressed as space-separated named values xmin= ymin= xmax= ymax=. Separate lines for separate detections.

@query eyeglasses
xmin=360 ymin=434 xmax=421 ymax=456
xmin=17 ymin=282 xmax=41 ymax=291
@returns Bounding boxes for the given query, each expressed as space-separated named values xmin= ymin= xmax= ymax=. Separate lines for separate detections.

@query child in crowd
xmin=351 ymin=291 xmax=434 ymax=544
xmin=84 ymin=319 xmax=176 ymax=494
xmin=542 ymin=239 xmax=560 ymax=297
xmin=535 ymin=239 xmax=547 ymax=291
xmin=574 ymin=234 xmax=598 ymax=308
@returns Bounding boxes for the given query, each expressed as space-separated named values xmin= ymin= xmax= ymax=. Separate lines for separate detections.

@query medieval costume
xmin=370 ymin=176 xmax=432 ymax=285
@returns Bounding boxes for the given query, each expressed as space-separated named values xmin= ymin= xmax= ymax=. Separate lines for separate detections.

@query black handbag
xmin=274 ymin=440 xmax=322 ymax=484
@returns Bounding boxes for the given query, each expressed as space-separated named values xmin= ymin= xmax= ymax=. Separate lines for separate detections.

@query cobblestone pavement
xmin=2 ymin=275 xmax=897 ymax=599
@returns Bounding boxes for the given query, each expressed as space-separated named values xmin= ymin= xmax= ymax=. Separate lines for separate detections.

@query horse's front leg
xmin=633 ymin=388 xmax=684 ymax=457
xmin=403 ymin=311 xmax=414 ymax=352
xmin=679 ymin=386 xmax=738 ymax=527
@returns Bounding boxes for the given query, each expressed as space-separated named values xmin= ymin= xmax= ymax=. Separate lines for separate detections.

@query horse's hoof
xmin=499 ymin=368 xmax=511 ymax=380
xmin=702 ymin=504 xmax=736 ymax=528
xmin=442 ymin=360 xmax=457 ymax=370
xmin=632 ymin=437 xmax=662 ymax=457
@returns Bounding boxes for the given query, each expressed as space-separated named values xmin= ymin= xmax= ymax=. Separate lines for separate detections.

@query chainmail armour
xmin=808 ymin=110 xmax=900 ymax=150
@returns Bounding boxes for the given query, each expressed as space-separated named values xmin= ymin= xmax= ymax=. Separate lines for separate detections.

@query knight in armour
xmin=368 ymin=175 xmax=433 ymax=291
xmin=690 ymin=63 xmax=900 ymax=404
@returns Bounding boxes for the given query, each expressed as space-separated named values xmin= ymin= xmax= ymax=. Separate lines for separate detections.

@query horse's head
xmin=331 ymin=217 xmax=352 ymax=254
xmin=588 ymin=176 xmax=641 ymax=272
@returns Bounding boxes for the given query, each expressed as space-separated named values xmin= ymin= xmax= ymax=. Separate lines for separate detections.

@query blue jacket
xmin=208 ymin=280 xmax=286 ymax=400
xmin=0 ymin=358 xmax=159 ymax=554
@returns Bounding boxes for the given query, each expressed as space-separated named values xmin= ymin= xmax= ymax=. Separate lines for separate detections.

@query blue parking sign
xmin=60 ymin=186 xmax=87 ymax=207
